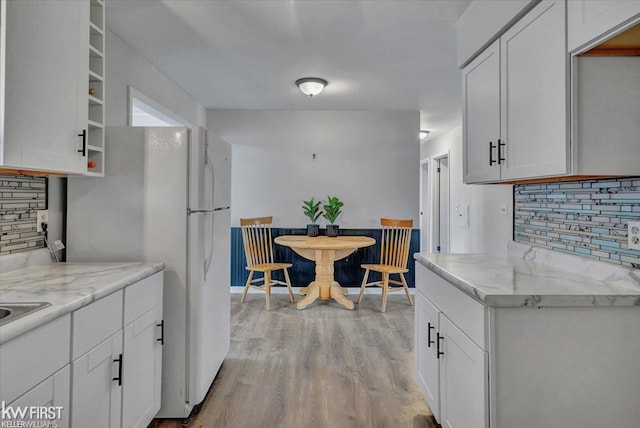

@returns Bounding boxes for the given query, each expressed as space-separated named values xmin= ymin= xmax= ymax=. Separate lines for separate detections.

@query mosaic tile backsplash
xmin=0 ymin=174 xmax=46 ymax=255
xmin=515 ymin=177 xmax=640 ymax=269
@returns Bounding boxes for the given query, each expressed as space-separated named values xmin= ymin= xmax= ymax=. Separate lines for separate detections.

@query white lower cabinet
xmin=9 ymin=365 xmax=71 ymax=428
xmin=0 ymin=272 xmax=163 ymax=428
xmin=71 ymin=272 xmax=163 ymax=428
xmin=72 ymin=331 xmax=123 ymax=428
xmin=439 ymin=315 xmax=488 ymax=428
xmin=415 ymin=292 xmax=440 ymax=421
xmin=415 ymin=288 xmax=488 ymax=428
xmin=122 ymin=304 xmax=163 ymax=428
xmin=415 ymin=262 xmax=640 ymax=428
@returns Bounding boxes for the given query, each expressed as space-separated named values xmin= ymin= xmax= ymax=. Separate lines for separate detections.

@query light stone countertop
xmin=414 ymin=252 xmax=640 ymax=307
xmin=0 ymin=262 xmax=164 ymax=344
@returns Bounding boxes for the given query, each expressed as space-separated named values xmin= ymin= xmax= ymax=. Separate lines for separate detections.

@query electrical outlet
xmin=629 ymin=221 xmax=640 ymax=251
xmin=36 ymin=210 xmax=48 ymax=233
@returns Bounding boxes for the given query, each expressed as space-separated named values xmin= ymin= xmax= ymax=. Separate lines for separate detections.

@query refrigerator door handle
xmin=203 ymin=151 xmax=216 ymax=279
xmin=187 ymin=207 xmax=229 ymax=214
xmin=188 ymin=208 xmax=214 ymax=214
xmin=204 ymin=214 xmax=214 ymax=280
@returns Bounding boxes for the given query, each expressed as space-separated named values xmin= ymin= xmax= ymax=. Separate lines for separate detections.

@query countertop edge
xmin=413 ymin=253 xmax=640 ymax=308
xmin=0 ymin=263 xmax=164 ymax=345
xmin=414 ymin=253 xmax=489 ymax=304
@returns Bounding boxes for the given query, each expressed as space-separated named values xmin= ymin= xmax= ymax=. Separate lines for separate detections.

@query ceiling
xmin=107 ymin=0 xmax=471 ymax=137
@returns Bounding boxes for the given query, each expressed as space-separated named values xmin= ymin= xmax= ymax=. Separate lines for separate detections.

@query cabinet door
xmin=9 ymin=365 xmax=70 ymax=428
xmin=122 ymin=304 xmax=163 ymax=428
xmin=462 ymin=40 xmax=501 ymax=183
xmin=415 ymin=292 xmax=441 ymax=421
xmin=568 ymin=0 xmax=640 ymax=52
xmin=500 ymin=0 xmax=568 ymax=180
xmin=72 ymin=331 xmax=123 ymax=428
xmin=439 ymin=315 xmax=488 ymax=428
xmin=3 ymin=0 xmax=88 ymax=174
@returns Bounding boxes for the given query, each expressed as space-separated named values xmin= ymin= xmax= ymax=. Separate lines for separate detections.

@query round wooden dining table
xmin=274 ymin=235 xmax=376 ymax=310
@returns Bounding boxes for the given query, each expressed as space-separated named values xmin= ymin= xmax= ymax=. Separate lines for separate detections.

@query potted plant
xmin=302 ymin=197 xmax=323 ymax=237
xmin=323 ymin=195 xmax=344 ymax=237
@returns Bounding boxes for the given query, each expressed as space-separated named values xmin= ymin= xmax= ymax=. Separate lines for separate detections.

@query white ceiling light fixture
xmin=419 ymin=130 xmax=430 ymax=140
xmin=295 ymin=77 xmax=328 ymax=97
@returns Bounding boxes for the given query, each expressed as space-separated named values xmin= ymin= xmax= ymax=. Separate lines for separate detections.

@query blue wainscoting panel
xmin=230 ymin=228 xmax=420 ymax=288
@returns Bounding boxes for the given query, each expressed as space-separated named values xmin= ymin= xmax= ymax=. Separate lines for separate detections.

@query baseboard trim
xmin=229 ymin=286 xmax=415 ymax=295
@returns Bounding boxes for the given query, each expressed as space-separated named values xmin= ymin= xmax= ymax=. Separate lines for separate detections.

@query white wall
xmin=51 ymin=30 xmax=208 ymax=257
xmin=421 ymin=126 xmax=512 ymax=255
xmin=207 ymin=110 xmax=420 ymax=228
xmin=105 ymin=30 xmax=207 ymax=128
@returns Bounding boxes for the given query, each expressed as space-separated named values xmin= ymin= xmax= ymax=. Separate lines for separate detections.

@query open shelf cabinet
xmin=86 ymin=0 xmax=105 ymax=176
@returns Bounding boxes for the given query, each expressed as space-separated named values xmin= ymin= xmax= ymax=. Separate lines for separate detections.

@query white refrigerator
xmin=66 ymin=126 xmax=231 ymax=418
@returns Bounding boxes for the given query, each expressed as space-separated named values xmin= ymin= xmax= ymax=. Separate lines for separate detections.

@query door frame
xmin=432 ymin=151 xmax=450 ymax=254
xmin=419 ymin=157 xmax=430 ymax=253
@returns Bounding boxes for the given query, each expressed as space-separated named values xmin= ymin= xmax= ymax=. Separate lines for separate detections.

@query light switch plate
xmin=456 ymin=203 xmax=469 ymax=229
xmin=36 ymin=210 xmax=48 ymax=233
xmin=628 ymin=221 xmax=640 ymax=251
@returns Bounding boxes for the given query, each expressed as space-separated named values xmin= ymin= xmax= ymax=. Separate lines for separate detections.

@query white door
xmin=72 ymin=331 xmax=123 ymax=428
xmin=10 ymin=366 xmax=70 ymax=428
xmin=500 ymin=0 xmax=568 ymax=180
xmin=568 ymin=0 xmax=640 ymax=52
xmin=122 ymin=304 xmax=163 ymax=428
xmin=462 ymin=40 xmax=501 ymax=183
xmin=415 ymin=292 xmax=441 ymax=422
xmin=435 ymin=156 xmax=449 ymax=254
xmin=439 ymin=315 xmax=488 ymax=428
xmin=3 ymin=0 xmax=87 ymax=173
xmin=420 ymin=161 xmax=430 ymax=252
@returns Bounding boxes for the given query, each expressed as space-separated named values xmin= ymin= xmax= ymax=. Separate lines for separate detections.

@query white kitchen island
xmin=414 ymin=242 xmax=640 ymax=428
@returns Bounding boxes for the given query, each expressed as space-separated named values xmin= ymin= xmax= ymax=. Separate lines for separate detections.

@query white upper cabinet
xmin=572 ymin=55 xmax=640 ymax=176
xmin=500 ymin=0 xmax=568 ymax=180
xmin=456 ymin=0 xmax=539 ymax=68
xmin=462 ymin=0 xmax=568 ymax=183
xmin=462 ymin=41 xmax=501 ymax=183
xmin=1 ymin=0 xmax=89 ymax=174
xmin=568 ymin=0 xmax=640 ymax=52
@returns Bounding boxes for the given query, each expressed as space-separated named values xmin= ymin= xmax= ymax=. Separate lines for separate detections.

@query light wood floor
xmin=151 ymin=293 xmax=437 ymax=428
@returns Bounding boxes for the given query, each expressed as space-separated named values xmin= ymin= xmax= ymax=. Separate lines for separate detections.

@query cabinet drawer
xmin=124 ymin=272 xmax=163 ymax=326
xmin=72 ymin=290 xmax=123 ymax=360
xmin=416 ymin=263 xmax=487 ymax=350
xmin=0 ymin=314 xmax=71 ymax=403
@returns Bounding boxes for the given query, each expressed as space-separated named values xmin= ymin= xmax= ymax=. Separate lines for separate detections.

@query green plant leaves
xmin=302 ymin=197 xmax=323 ymax=223
xmin=322 ymin=195 xmax=344 ymax=224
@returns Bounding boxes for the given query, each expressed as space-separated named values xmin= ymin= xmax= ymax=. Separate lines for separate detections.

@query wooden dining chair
xmin=358 ymin=218 xmax=414 ymax=312
xmin=240 ymin=216 xmax=295 ymax=310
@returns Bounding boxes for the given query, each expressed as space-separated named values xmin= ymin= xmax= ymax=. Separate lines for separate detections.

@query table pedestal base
xmin=296 ymin=250 xmax=355 ymax=310
xmin=297 ymin=282 xmax=354 ymax=310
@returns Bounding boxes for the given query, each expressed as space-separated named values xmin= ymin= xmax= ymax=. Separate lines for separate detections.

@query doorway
xmin=419 ymin=159 xmax=430 ymax=252
xmin=128 ymin=86 xmax=191 ymax=127
xmin=433 ymin=153 xmax=449 ymax=253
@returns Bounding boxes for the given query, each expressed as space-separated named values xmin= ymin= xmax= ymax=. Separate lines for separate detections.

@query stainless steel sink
xmin=0 ymin=302 xmax=51 ymax=326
